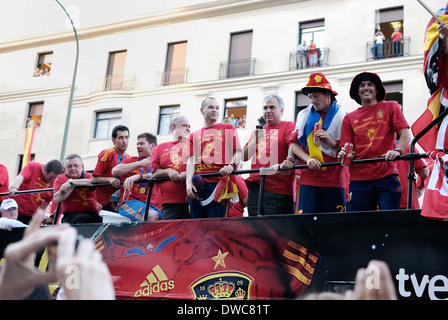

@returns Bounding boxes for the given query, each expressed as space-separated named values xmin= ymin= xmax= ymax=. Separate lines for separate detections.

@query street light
xmin=54 ymin=0 xmax=79 ymax=161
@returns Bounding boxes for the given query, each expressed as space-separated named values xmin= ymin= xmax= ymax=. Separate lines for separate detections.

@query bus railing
xmin=0 ymin=152 xmax=431 ymax=222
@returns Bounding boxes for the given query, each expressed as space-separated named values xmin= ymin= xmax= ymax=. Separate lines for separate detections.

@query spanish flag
xmin=21 ymin=127 xmax=35 ymax=169
xmin=412 ymin=5 xmax=448 ymax=152
xmin=411 ymin=88 xmax=446 ymax=153
xmin=214 ymin=175 xmax=239 ymax=203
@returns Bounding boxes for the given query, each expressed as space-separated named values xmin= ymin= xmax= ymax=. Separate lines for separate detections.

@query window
xmin=224 ymin=98 xmax=247 ymax=128
xmin=375 ymin=7 xmax=404 ymax=58
xmin=33 ymin=52 xmax=53 ymax=77
xmin=18 ymin=154 xmax=35 ymax=174
xmin=295 ymin=92 xmax=310 ymax=121
xmin=163 ymin=41 xmax=188 ymax=85
xmin=227 ymin=31 xmax=254 ymax=78
xmin=105 ymin=50 xmax=127 ymax=90
xmin=299 ymin=19 xmax=326 ymax=67
xmin=158 ymin=106 xmax=180 ymax=135
xmin=27 ymin=102 xmax=44 ymax=128
xmin=94 ymin=110 xmax=122 ymax=139
xmin=299 ymin=20 xmax=325 ymax=49
xmin=384 ymin=81 xmax=403 ymax=110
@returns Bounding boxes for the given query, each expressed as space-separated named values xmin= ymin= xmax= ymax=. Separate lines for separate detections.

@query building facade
xmin=0 ymin=0 xmax=441 ymax=179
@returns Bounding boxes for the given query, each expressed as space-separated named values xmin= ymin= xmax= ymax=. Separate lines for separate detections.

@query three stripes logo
xmin=134 ymin=265 xmax=175 ymax=297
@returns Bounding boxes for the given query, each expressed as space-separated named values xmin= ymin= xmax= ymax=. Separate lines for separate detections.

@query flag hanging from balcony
xmin=21 ymin=126 xmax=35 ymax=170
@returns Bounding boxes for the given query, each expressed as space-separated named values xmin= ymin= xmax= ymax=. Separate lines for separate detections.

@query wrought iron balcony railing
xmin=289 ymin=47 xmax=329 ymax=70
xmin=157 ymin=68 xmax=189 ymax=86
xmin=90 ymin=74 xmax=137 ymax=93
xmin=219 ymin=58 xmax=256 ymax=79
xmin=366 ymin=37 xmax=410 ymax=61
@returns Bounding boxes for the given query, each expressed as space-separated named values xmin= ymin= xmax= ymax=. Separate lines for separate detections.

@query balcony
xmin=366 ymin=37 xmax=410 ymax=61
xmin=157 ymin=68 xmax=189 ymax=86
xmin=90 ymin=74 xmax=137 ymax=93
xmin=219 ymin=58 xmax=256 ymax=79
xmin=289 ymin=48 xmax=329 ymax=70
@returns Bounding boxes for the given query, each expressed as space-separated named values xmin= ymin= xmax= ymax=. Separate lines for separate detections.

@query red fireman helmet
xmin=301 ymin=72 xmax=338 ymax=96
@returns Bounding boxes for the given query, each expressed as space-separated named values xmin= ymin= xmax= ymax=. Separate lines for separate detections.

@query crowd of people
xmin=0 ymin=69 xmax=444 ymax=224
xmin=296 ymin=40 xmax=321 ymax=69
xmin=370 ymin=27 xmax=404 ymax=60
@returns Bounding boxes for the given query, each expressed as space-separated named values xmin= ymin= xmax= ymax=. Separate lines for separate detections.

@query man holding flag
xmin=281 ymin=73 xmax=348 ymax=214
xmin=412 ymin=4 xmax=448 ymax=219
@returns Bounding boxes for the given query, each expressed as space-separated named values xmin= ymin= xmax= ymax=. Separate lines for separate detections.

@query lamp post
xmin=55 ymin=0 xmax=79 ymax=161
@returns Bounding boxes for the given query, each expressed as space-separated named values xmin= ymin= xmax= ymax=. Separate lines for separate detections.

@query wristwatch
xmin=68 ymin=178 xmax=75 ymax=189
xmin=394 ymin=147 xmax=403 ymax=155
xmin=286 ymin=156 xmax=295 ymax=163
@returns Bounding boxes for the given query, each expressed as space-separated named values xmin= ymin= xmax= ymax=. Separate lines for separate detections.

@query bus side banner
xmin=1 ymin=210 xmax=447 ymax=300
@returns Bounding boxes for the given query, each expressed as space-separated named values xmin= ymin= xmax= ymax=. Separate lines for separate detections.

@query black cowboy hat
xmin=349 ymin=72 xmax=386 ymax=105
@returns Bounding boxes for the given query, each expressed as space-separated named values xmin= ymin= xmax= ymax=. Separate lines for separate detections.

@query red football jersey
xmin=150 ymin=141 xmax=188 ymax=204
xmin=12 ymin=162 xmax=53 ymax=216
xmin=53 ymin=173 xmax=99 ymax=214
xmin=189 ymin=123 xmax=241 ymax=183
xmin=245 ymin=121 xmax=296 ymax=196
xmin=340 ymin=101 xmax=410 ymax=181
xmin=117 ymin=157 xmax=163 ymax=209
xmin=93 ymin=147 xmax=131 ymax=207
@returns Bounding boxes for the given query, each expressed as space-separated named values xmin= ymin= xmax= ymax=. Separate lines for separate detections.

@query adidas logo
xmin=134 ymin=265 xmax=175 ymax=297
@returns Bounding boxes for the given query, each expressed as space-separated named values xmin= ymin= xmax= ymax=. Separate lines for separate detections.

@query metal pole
xmin=55 ymin=0 xmax=79 ymax=161
xmin=257 ymin=167 xmax=269 ymax=216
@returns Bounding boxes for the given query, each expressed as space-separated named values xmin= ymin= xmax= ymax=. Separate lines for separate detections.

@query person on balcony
xmin=371 ymin=30 xmax=385 ymax=60
xmin=308 ymin=40 xmax=318 ymax=68
xmin=297 ymin=40 xmax=307 ymax=69
xmin=392 ymin=27 xmax=403 ymax=57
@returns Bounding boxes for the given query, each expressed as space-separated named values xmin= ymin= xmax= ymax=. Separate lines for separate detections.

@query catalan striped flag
xmin=21 ymin=126 xmax=35 ymax=170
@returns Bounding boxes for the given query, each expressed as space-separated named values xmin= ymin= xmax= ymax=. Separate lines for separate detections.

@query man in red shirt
xmin=151 ymin=116 xmax=191 ymax=219
xmin=338 ymin=72 xmax=411 ymax=211
xmin=8 ymin=160 xmax=63 ymax=224
xmin=53 ymin=154 xmax=101 ymax=224
xmin=281 ymin=73 xmax=348 ymax=214
xmin=112 ymin=133 xmax=162 ymax=221
xmin=186 ymin=97 xmax=242 ymax=218
xmin=91 ymin=125 xmax=131 ymax=212
xmin=0 ymin=164 xmax=9 ymax=203
xmin=243 ymin=94 xmax=296 ymax=216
